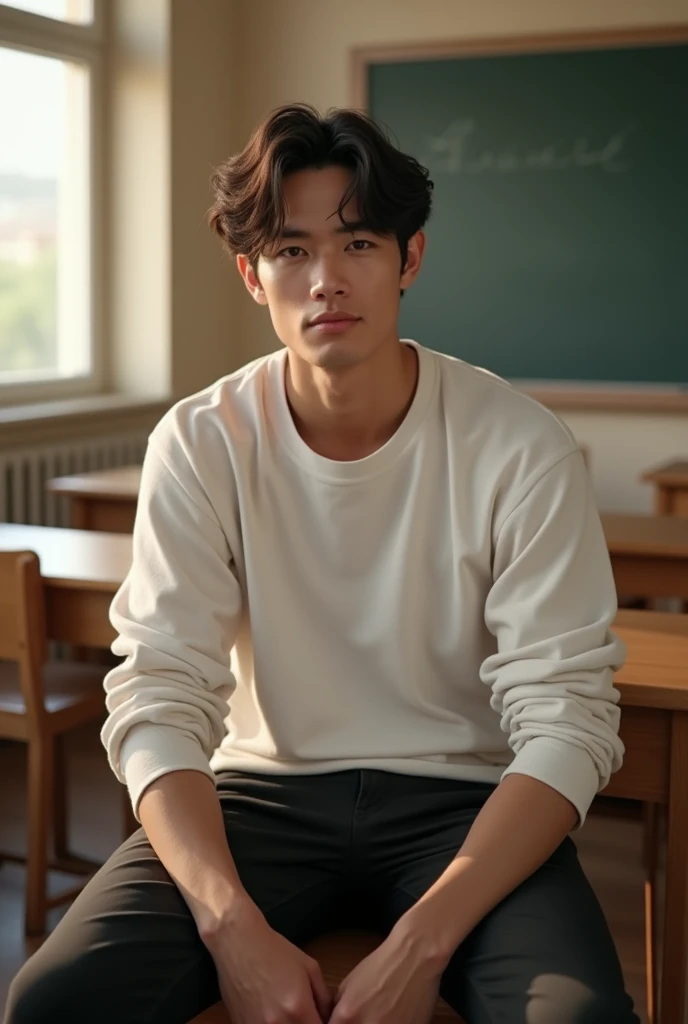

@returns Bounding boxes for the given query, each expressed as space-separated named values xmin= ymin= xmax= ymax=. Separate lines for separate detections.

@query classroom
xmin=1 ymin=2 xmax=687 ymax=1023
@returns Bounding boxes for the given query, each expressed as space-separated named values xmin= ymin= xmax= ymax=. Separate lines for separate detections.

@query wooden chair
xmin=189 ymin=929 xmax=463 ymax=1023
xmin=0 ymin=549 xmax=119 ymax=935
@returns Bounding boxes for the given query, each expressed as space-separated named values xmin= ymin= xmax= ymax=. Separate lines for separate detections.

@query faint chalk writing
xmin=425 ymin=119 xmax=636 ymax=175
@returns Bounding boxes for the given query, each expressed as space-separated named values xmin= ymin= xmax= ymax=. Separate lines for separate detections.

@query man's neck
xmin=284 ymin=341 xmax=419 ymax=462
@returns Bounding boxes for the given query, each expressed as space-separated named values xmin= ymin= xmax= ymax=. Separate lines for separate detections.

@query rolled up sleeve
xmin=101 ymin=433 xmax=242 ymax=818
xmin=480 ymin=449 xmax=626 ymax=827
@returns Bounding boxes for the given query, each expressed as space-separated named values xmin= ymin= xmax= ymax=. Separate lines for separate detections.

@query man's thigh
xmin=6 ymin=770 xmax=353 ymax=1024
xmin=364 ymin=774 xmax=639 ymax=1024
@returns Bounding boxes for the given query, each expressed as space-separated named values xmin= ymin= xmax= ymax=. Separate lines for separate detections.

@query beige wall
xmin=230 ymin=0 xmax=688 ymax=512
xmin=108 ymin=0 xmax=240 ymax=401
xmin=169 ymin=0 xmax=242 ymax=397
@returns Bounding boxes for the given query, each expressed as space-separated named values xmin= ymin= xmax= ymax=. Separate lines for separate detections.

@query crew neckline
xmin=267 ymin=339 xmax=437 ymax=483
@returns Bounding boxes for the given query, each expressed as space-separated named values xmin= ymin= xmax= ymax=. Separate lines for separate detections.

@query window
xmin=0 ymin=0 xmax=103 ymax=403
xmin=1 ymin=0 xmax=92 ymax=24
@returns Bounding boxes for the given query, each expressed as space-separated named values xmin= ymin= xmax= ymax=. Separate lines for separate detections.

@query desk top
xmin=47 ymin=464 xmax=142 ymax=501
xmin=614 ymin=609 xmax=688 ymax=711
xmin=601 ymin=512 xmax=688 ymax=558
xmin=0 ymin=523 xmax=131 ymax=592
xmin=641 ymin=459 xmax=688 ymax=486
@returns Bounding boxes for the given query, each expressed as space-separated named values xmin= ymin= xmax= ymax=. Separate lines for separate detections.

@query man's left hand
xmin=327 ymin=920 xmax=445 ymax=1023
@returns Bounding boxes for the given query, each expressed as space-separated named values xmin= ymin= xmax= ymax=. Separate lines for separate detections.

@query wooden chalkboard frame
xmin=351 ymin=25 xmax=688 ymax=413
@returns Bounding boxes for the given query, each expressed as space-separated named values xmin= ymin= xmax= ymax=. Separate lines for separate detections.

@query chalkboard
xmin=360 ymin=34 xmax=688 ymax=392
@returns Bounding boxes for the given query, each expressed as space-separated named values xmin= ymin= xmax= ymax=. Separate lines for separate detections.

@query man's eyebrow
xmin=279 ymin=220 xmax=376 ymax=240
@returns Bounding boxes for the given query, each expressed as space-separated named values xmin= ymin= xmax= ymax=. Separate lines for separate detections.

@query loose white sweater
xmin=102 ymin=340 xmax=625 ymax=826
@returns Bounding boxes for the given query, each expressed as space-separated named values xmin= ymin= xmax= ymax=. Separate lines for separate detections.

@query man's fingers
xmin=305 ymin=957 xmax=334 ymax=1021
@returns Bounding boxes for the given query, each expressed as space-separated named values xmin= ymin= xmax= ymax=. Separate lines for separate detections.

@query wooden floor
xmin=0 ymin=726 xmax=652 ymax=1022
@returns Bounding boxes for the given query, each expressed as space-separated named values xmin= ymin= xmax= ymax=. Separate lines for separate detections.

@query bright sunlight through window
xmin=0 ymin=0 xmax=92 ymax=24
xmin=0 ymin=44 xmax=91 ymax=384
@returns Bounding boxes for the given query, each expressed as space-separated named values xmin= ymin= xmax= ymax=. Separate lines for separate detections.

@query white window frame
xmin=0 ymin=0 xmax=105 ymax=405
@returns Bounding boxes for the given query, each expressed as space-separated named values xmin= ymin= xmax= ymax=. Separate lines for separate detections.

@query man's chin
xmin=299 ymin=336 xmax=366 ymax=370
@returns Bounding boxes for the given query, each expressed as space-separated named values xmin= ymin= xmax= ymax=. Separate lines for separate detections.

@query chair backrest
xmin=0 ymin=549 xmax=48 ymax=723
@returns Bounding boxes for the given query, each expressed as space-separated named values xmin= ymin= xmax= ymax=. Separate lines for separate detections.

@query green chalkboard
xmin=367 ymin=39 xmax=688 ymax=387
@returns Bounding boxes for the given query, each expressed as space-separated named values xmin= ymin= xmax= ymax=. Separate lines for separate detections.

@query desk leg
xmin=69 ymin=500 xmax=113 ymax=665
xmin=643 ymin=802 xmax=660 ymax=1024
xmin=661 ymin=711 xmax=688 ymax=1023
xmin=70 ymin=498 xmax=90 ymax=530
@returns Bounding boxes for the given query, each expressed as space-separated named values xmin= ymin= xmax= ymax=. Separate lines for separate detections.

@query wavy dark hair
xmin=207 ymin=103 xmax=433 ymax=271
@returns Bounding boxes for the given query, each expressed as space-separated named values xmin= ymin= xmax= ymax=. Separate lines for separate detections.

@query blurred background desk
xmin=47 ymin=467 xmax=141 ymax=535
xmin=601 ymin=513 xmax=688 ymax=602
xmin=642 ymin=461 xmax=688 ymax=518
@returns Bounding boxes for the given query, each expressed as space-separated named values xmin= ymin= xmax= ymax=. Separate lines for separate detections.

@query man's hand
xmin=328 ymin=919 xmax=444 ymax=1024
xmin=201 ymin=895 xmax=333 ymax=1023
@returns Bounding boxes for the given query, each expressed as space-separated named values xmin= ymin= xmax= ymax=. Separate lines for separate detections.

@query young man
xmin=7 ymin=104 xmax=638 ymax=1024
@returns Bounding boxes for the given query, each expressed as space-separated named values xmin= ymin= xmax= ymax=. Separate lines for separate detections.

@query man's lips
xmin=308 ymin=312 xmax=360 ymax=326
xmin=306 ymin=312 xmax=362 ymax=334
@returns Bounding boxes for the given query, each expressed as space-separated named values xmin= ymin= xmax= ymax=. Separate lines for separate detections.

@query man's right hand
xmin=201 ymin=895 xmax=333 ymax=1023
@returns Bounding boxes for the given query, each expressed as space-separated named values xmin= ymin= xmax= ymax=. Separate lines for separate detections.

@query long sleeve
xmin=480 ymin=448 xmax=626 ymax=826
xmin=101 ymin=431 xmax=243 ymax=817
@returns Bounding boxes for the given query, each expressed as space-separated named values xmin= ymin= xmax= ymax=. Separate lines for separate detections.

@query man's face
xmin=237 ymin=165 xmax=424 ymax=371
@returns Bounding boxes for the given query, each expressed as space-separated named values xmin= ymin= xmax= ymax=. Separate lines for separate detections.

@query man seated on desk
xmin=7 ymin=103 xmax=638 ymax=1024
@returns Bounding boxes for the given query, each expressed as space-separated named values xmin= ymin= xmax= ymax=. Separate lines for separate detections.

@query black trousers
xmin=6 ymin=769 xmax=639 ymax=1024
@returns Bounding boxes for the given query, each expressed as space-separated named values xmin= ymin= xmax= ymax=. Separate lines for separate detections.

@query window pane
xmin=0 ymin=46 xmax=91 ymax=383
xmin=0 ymin=0 xmax=93 ymax=24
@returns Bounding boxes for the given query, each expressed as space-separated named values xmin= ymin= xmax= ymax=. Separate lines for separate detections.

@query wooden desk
xmin=608 ymin=610 xmax=688 ymax=1023
xmin=47 ymin=465 xmax=142 ymax=534
xmin=601 ymin=513 xmax=688 ymax=601
xmin=0 ymin=524 xmax=131 ymax=649
xmin=642 ymin=460 xmax=688 ymax=517
xmin=1 ymin=524 xmax=687 ymax=1020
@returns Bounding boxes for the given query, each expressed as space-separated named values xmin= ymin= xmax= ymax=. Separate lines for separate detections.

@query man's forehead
xmin=282 ymin=169 xmax=358 ymax=219
xmin=282 ymin=197 xmax=362 ymax=231
xmin=280 ymin=213 xmax=369 ymax=238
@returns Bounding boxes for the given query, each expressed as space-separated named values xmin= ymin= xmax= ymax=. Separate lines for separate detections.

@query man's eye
xmin=278 ymin=246 xmax=305 ymax=258
xmin=350 ymin=237 xmax=376 ymax=251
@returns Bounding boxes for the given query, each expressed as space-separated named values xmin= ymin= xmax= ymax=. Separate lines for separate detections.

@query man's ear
xmin=236 ymin=254 xmax=269 ymax=306
xmin=400 ymin=230 xmax=426 ymax=291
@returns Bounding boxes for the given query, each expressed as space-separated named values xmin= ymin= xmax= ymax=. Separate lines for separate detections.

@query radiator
xmin=0 ymin=432 xmax=148 ymax=527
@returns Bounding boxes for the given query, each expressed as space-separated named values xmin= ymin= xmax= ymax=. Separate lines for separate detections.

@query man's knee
xmin=527 ymin=973 xmax=637 ymax=1023
xmin=5 ymin=958 xmax=81 ymax=1024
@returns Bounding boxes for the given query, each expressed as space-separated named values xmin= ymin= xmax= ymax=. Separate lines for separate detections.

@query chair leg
xmin=53 ymin=733 xmax=69 ymax=861
xmin=642 ymin=801 xmax=660 ymax=1024
xmin=50 ymin=733 xmax=105 ymax=875
xmin=25 ymin=735 xmax=54 ymax=937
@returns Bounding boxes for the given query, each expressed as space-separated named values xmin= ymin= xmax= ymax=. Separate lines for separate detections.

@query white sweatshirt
xmin=102 ymin=340 xmax=625 ymax=826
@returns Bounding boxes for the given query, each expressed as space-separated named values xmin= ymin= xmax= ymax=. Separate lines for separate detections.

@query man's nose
xmin=309 ymin=256 xmax=350 ymax=301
